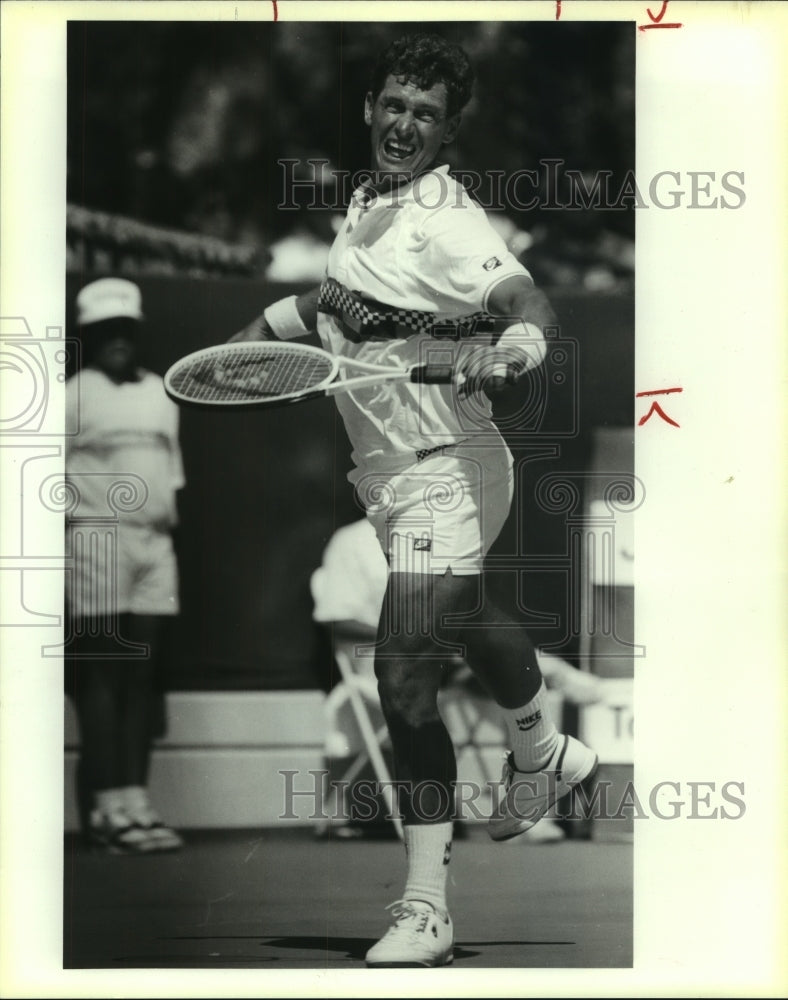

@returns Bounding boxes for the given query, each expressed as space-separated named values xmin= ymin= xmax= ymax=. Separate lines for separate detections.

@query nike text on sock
xmin=500 ymin=680 xmax=560 ymax=771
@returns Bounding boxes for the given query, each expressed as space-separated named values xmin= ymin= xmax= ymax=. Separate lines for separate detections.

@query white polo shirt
xmin=65 ymin=368 xmax=185 ymax=530
xmin=316 ymin=164 xmax=530 ymax=482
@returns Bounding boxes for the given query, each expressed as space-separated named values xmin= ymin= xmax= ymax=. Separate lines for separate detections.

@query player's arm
xmin=228 ymin=286 xmax=321 ymax=343
xmin=487 ymin=273 xmax=557 ymax=342
xmin=461 ymin=274 xmax=556 ymax=396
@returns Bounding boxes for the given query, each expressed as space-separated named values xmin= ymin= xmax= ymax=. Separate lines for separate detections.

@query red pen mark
xmin=636 ymin=387 xmax=683 ymax=398
xmin=638 ymin=0 xmax=682 ymax=31
xmin=638 ymin=401 xmax=680 ymax=427
xmin=272 ymin=0 xmax=278 ymax=21
xmin=555 ymin=0 xmax=562 ymax=19
xmin=636 ymin=387 xmax=683 ymax=427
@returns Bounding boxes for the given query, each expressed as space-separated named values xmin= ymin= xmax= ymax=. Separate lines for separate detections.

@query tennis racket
xmin=164 ymin=341 xmax=465 ymax=409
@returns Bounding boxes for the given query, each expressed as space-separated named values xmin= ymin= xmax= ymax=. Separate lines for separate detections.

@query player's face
xmin=365 ymin=76 xmax=460 ymax=183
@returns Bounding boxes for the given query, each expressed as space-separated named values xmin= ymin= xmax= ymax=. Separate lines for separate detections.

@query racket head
xmin=164 ymin=341 xmax=340 ymax=408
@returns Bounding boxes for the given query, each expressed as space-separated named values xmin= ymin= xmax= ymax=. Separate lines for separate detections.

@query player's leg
xmin=459 ymin=588 xmax=561 ymax=766
xmin=457 ymin=587 xmax=544 ymax=705
xmin=374 ymin=570 xmax=475 ymax=823
xmin=446 ymin=444 xmax=598 ymax=840
xmin=363 ymin=450 xmax=500 ymax=966
xmin=454 ymin=584 xmax=598 ymax=842
xmin=365 ymin=569 xmax=478 ymax=967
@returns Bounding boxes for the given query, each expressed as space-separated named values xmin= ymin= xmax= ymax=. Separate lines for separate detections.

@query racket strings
xmin=169 ymin=346 xmax=335 ymax=402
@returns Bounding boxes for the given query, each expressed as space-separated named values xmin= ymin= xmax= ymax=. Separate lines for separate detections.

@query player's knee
xmin=378 ymin=675 xmax=440 ymax=729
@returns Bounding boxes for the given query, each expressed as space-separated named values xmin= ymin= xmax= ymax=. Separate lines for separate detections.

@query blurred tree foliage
xmin=68 ymin=20 xmax=634 ymax=250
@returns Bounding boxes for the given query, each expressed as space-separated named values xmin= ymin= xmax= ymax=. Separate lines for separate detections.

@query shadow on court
xmin=64 ymin=828 xmax=632 ymax=968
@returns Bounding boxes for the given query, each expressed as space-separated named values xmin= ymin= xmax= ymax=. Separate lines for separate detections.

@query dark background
xmin=66 ymin=19 xmax=635 ymax=690
xmin=67 ymin=20 xmax=636 ymax=249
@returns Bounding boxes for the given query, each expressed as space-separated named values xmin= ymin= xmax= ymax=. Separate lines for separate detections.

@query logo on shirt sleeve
xmin=482 ymin=256 xmax=502 ymax=271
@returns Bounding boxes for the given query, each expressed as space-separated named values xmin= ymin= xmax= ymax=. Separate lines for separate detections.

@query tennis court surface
xmin=64 ymin=827 xmax=632 ymax=969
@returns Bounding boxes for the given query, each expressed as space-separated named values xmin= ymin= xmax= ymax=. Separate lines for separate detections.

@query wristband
xmin=263 ymin=295 xmax=310 ymax=341
xmin=496 ymin=321 xmax=547 ymax=372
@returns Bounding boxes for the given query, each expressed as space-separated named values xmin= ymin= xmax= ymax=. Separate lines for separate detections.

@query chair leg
xmin=334 ymin=649 xmax=404 ymax=840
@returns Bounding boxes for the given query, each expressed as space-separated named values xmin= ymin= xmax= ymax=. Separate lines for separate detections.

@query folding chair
xmin=320 ymin=639 xmax=404 ymax=840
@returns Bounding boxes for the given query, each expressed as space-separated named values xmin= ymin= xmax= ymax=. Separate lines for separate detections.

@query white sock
xmin=94 ymin=788 xmax=127 ymax=818
xmin=500 ymin=681 xmax=560 ymax=771
xmin=122 ymin=786 xmax=159 ymax=825
xmin=402 ymin=822 xmax=453 ymax=914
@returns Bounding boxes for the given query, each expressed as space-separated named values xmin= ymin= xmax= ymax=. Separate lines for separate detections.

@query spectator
xmin=65 ymin=278 xmax=185 ymax=853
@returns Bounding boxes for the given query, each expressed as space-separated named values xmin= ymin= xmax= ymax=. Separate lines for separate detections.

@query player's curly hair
xmin=369 ymin=33 xmax=475 ymax=117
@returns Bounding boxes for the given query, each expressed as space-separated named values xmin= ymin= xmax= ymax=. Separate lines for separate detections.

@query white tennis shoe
xmin=488 ymin=734 xmax=599 ymax=842
xmin=365 ymin=899 xmax=454 ymax=968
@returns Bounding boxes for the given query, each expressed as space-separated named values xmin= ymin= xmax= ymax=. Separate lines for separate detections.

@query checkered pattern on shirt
xmin=415 ymin=443 xmax=452 ymax=462
xmin=317 ymin=276 xmax=495 ymax=341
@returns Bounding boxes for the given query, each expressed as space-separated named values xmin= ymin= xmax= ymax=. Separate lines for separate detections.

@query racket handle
xmin=410 ymin=364 xmax=455 ymax=384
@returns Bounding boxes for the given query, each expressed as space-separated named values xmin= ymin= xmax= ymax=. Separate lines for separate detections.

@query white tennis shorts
xmin=360 ymin=442 xmax=514 ymax=575
xmin=65 ymin=523 xmax=180 ymax=618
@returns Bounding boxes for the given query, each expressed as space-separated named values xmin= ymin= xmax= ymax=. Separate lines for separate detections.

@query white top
xmin=310 ymin=519 xmax=387 ymax=629
xmin=65 ymin=368 xmax=185 ymax=529
xmin=316 ymin=165 xmax=530 ymax=481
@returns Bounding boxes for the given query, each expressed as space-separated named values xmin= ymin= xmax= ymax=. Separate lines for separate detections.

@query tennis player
xmin=231 ymin=34 xmax=597 ymax=967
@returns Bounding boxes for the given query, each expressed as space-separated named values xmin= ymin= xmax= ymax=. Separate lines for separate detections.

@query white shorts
xmin=360 ymin=442 xmax=514 ymax=575
xmin=65 ymin=524 xmax=179 ymax=618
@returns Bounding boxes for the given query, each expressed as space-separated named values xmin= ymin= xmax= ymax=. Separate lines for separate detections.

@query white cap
xmin=75 ymin=278 xmax=144 ymax=326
